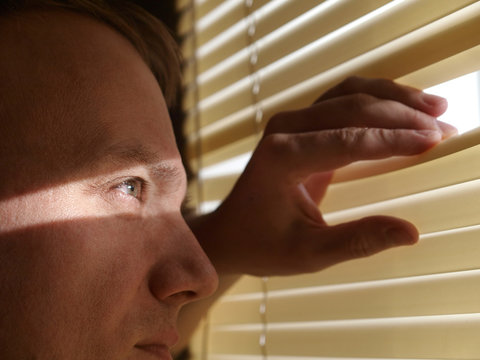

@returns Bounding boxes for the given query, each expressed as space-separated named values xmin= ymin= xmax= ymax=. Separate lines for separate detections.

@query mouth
xmin=135 ymin=344 xmax=172 ymax=360
xmin=135 ymin=329 xmax=178 ymax=360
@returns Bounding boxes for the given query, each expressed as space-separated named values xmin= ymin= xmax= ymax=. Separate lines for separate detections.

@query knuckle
xmin=325 ymin=128 xmax=363 ymax=164
xmin=348 ymin=231 xmax=377 ymax=258
xmin=259 ymin=133 xmax=296 ymax=160
xmin=410 ymin=108 xmax=433 ymax=129
xmin=347 ymin=220 xmax=385 ymax=258
xmin=374 ymin=77 xmax=396 ymax=88
xmin=332 ymin=127 xmax=367 ymax=148
xmin=338 ymin=75 xmax=362 ymax=92
xmin=347 ymin=93 xmax=376 ymax=112
xmin=264 ymin=111 xmax=288 ymax=135
xmin=397 ymin=103 xmax=435 ymax=130
xmin=376 ymin=128 xmax=398 ymax=152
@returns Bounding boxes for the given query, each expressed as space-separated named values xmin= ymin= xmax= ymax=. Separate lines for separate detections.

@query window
xmin=177 ymin=1 xmax=480 ymax=358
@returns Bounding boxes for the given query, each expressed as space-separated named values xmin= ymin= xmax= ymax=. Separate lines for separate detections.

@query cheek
xmin=0 ymin=216 xmax=148 ymax=358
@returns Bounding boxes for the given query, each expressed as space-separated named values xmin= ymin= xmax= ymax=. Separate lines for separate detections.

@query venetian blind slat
xmin=266 ymin=269 xmax=480 ymax=322
xmin=190 ymin=0 xmax=476 ymax=130
xmin=264 ymin=313 xmax=480 ymax=358
xmin=187 ymin=2 xmax=480 ymax=162
xmin=267 ymin=224 xmax=480 ymax=290
xmin=196 ymin=0 xmax=322 ymax=75
xmin=193 ymin=0 xmax=386 ymax=105
xmin=199 ymin=128 xmax=480 ymax=202
xmin=205 ymin=225 xmax=480 ymax=323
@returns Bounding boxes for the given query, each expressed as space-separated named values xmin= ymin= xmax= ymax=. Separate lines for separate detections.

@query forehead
xmin=0 ymin=9 xmax=179 ymax=192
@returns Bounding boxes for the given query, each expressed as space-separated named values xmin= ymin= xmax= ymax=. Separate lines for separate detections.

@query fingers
xmin=260 ymin=127 xmax=441 ymax=180
xmin=266 ymin=93 xmax=457 ymax=139
xmin=315 ymin=76 xmax=448 ymax=117
xmin=268 ymin=94 xmax=449 ymax=134
xmin=311 ymin=216 xmax=418 ymax=268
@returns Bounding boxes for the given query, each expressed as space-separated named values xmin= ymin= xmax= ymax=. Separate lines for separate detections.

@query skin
xmin=0 ymin=6 xmax=457 ymax=360
xmin=0 ymin=9 xmax=217 ymax=360
xmin=175 ymin=78 xmax=456 ymax=351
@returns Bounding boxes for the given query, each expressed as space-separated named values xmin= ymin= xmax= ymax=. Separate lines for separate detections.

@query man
xmin=0 ymin=1 xmax=456 ymax=359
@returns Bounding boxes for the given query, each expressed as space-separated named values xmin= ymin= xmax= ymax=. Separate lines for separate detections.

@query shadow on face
xmin=0 ymin=8 xmax=217 ymax=360
xmin=0 ymin=7 xmax=176 ymax=197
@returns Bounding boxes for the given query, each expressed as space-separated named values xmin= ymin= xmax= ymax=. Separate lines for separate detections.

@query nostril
xmin=167 ymin=290 xmax=197 ymax=305
xmin=179 ymin=290 xmax=196 ymax=300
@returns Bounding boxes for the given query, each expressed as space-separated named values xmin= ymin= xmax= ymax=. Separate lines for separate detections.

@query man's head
xmin=0 ymin=2 xmax=217 ymax=359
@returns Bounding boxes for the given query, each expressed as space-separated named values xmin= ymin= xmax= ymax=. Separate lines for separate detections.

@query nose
xmin=148 ymin=214 xmax=218 ymax=307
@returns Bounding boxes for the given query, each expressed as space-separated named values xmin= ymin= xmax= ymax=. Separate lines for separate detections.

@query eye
xmin=115 ymin=178 xmax=144 ymax=200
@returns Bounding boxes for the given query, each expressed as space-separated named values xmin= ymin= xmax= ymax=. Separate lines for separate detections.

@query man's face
xmin=0 ymin=9 xmax=217 ymax=360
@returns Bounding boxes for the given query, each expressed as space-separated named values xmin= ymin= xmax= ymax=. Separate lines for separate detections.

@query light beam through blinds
xmin=176 ymin=0 xmax=480 ymax=359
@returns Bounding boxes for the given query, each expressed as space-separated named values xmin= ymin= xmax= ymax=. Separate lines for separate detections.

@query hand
xmin=192 ymin=77 xmax=456 ymax=276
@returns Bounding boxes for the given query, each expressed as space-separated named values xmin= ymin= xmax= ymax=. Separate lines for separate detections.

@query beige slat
xmin=209 ymin=294 xmax=262 ymax=325
xmin=196 ymin=0 xmax=244 ymax=47
xmin=201 ymin=134 xmax=257 ymax=168
xmin=196 ymin=0 xmax=325 ymax=76
xmin=182 ymin=60 xmax=196 ymax=90
xmin=259 ymin=1 xmax=480 ymax=129
xmin=182 ymin=106 xmax=197 ymax=138
xmin=208 ymin=324 xmax=262 ymax=355
xmin=322 ymin=135 xmax=480 ymax=212
xmin=196 ymin=0 xmax=271 ymax=47
xmin=178 ymin=6 xmax=194 ymax=36
xmin=271 ymin=358 xmax=442 ymax=360
xmin=189 ymin=317 xmax=208 ymax=360
xmin=183 ymin=0 xmax=323 ymax=118
xmin=266 ymin=269 xmax=480 ymax=322
xmin=188 ymin=2 xmax=480 ymax=159
xmin=211 ymin=269 xmax=480 ymax=326
xmin=180 ymin=34 xmax=196 ymax=64
xmin=267 ymin=224 xmax=480 ymax=291
xmin=324 ymin=178 xmax=480 ymax=234
xmin=203 ymin=278 xmax=265 ymax=337
xmin=195 ymin=8 xmax=249 ymax=74
xmin=210 ymin=357 xmax=444 ymax=360
xmin=188 ymin=108 xmax=255 ymax=163
xmin=176 ymin=0 xmax=191 ymax=12
xmin=208 ymin=356 xmax=263 ymax=360
xmin=199 ymin=131 xmax=480 ymax=202
xmin=224 ymin=275 xmax=264 ymax=296
xmin=197 ymin=0 xmax=390 ymax=103
xmin=195 ymin=0 xmax=476 ymax=129
xmin=397 ymin=43 xmax=480 ymax=90
xmin=265 ymin=313 xmax=480 ymax=358
xmin=186 ymin=181 xmax=199 ymax=209
xmin=188 ymin=45 xmax=480 ymax=164
xmin=195 ymin=0 xmax=226 ymax=20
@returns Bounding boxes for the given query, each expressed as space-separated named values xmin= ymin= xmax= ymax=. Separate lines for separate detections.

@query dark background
xmin=135 ymin=0 xmax=179 ymax=35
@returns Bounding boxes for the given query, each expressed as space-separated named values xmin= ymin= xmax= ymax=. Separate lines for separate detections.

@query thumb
xmin=315 ymin=216 xmax=419 ymax=267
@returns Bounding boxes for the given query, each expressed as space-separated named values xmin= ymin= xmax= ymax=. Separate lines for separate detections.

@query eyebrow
xmin=98 ymin=141 xmax=186 ymax=192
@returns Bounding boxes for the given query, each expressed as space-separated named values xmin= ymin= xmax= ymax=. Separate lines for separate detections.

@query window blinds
xmin=176 ymin=0 xmax=480 ymax=359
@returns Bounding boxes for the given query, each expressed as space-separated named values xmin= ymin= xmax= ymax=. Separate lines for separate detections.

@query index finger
xmin=316 ymin=77 xmax=448 ymax=117
xmin=260 ymin=127 xmax=442 ymax=181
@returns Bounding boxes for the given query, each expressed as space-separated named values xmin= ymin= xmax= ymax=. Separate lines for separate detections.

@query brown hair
xmin=0 ymin=0 xmax=181 ymax=107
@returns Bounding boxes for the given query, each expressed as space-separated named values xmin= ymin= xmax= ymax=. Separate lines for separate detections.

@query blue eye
xmin=117 ymin=179 xmax=142 ymax=199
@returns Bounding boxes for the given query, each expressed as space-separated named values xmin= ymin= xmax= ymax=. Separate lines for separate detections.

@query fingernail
xmin=437 ymin=121 xmax=458 ymax=139
xmin=417 ymin=129 xmax=442 ymax=141
xmin=423 ymin=94 xmax=448 ymax=117
xmin=423 ymin=93 xmax=446 ymax=107
xmin=384 ymin=227 xmax=417 ymax=247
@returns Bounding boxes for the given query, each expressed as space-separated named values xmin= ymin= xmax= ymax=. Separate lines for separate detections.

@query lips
xmin=135 ymin=328 xmax=179 ymax=360
xmin=135 ymin=344 xmax=172 ymax=360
